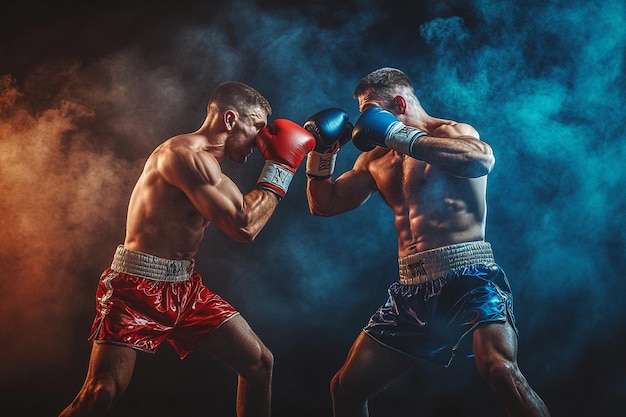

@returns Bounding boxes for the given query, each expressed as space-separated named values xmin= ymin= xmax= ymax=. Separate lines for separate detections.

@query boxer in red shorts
xmin=59 ymin=81 xmax=315 ymax=417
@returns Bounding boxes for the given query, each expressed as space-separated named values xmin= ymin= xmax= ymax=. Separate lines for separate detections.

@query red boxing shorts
xmin=89 ymin=246 xmax=239 ymax=359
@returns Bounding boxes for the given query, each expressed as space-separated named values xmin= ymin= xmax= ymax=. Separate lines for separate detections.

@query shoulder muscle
xmin=158 ymin=147 xmax=221 ymax=189
xmin=430 ymin=121 xmax=479 ymax=140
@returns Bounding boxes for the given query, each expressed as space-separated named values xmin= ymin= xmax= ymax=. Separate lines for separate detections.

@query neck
xmin=400 ymin=106 xmax=429 ymax=130
xmin=192 ymin=117 xmax=228 ymax=162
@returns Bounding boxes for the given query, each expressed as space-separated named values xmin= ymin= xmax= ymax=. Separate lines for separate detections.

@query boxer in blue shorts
xmin=304 ymin=68 xmax=550 ymax=416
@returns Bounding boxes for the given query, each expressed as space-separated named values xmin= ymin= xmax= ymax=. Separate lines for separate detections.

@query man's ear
xmin=392 ymin=95 xmax=407 ymax=115
xmin=224 ymin=109 xmax=237 ymax=131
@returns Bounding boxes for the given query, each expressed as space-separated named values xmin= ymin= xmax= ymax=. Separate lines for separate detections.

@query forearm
xmin=307 ymin=171 xmax=374 ymax=216
xmin=352 ymin=108 xmax=494 ymax=178
xmin=227 ymin=188 xmax=279 ymax=242
xmin=411 ymin=135 xmax=495 ymax=178
xmin=307 ymin=178 xmax=335 ymax=216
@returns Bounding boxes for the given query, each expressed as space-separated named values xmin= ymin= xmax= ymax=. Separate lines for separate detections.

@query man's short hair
xmin=209 ymin=81 xmax=272 ymax=117
xmin=353 ymin=67 xmax=415 ymax=104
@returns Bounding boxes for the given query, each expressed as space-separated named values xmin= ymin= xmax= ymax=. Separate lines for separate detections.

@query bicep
xmin=420 ymin=123 xmax=494 ymax=177
xmin=188 ymin=172 xmax=247 ymax=225
xmin=429 ymin=123 xmax=492 ymax=156
xmin=189 ymin=175 xmax=277 ymax=242
xmin=159 ymin=150 xmax=255 ymax=239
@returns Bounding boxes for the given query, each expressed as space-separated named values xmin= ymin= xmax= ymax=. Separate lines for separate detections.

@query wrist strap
xmin=256 ymin=160 xmax=294 ymax=198
xmin=306 ymin=151 xmax=336 ymax=180
xmin=385 ymin=123 xmax=428 ymax=157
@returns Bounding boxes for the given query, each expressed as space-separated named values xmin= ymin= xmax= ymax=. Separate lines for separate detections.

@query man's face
xmin=227 ymin=108 xmax=267 ymax=163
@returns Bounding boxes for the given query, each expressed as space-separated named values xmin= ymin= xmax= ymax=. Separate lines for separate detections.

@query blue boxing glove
xmin=352 ymin=107 xmax=427 ymax=156
xmin=304 ymin=108 xmax=353 ymax=179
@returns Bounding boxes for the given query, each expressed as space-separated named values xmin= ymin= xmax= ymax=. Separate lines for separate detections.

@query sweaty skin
xmin=58 ymin=82 xmax=294 ymax=417
xmin=124 ymin=109 xmax=276 ymax=260
xmin=308 ymin=69 xmax=550 ymax=417
xmin=307 ymin=99 xmax=495 ymax=257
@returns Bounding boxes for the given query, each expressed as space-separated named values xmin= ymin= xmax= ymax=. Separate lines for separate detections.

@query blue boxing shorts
xmin=363 ymin=241 xmax=517 ymax=367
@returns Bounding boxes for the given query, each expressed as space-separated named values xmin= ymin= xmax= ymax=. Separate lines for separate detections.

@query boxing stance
xmin=305 ymin=68 xmax=550 ymax=417
xmin=59 ymin=81 xmax=315 ymax=417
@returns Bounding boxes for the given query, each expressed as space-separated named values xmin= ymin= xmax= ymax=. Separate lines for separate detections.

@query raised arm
xmin=160 ymin=119 xmax=315 ymax=242
xmin=307 ymin=158 xmax=378 ymax=217
xmin=411 ymin=122 xmax=494 ymax=178
xmin=352 ymin=107 xmax=495 ymax=178
xmin=160 ymin=147 xmax=278 ymax=242
xmin=303 ymin=108 xmax=378 ymax=217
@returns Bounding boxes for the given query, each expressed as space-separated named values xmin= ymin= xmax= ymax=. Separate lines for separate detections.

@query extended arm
xmin=307 ymin=162 xmax=377 ymax=217
xmin=303 ymin=108 xmax=378 ymax=216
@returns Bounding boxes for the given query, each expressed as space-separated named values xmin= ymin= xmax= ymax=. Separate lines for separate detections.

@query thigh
xmin=85 ymin=342 xmax=137 ymax=391
xmin=198 ymin=314 xmax=267 ymax=372
xmin=336 ymin=331 xmax=416 ymax=397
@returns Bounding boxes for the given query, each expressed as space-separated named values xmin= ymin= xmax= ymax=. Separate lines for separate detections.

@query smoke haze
xmin=1 ymin=0 xmax=624 ymax=416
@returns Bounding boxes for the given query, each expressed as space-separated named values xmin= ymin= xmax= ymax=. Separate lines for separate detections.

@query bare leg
xmin=199 ymin=314 xmax=273 ymax=417
xmin=473 ymin=322 xmax=550 ymax=417
xmin=330 ymin=331 xmax=415 ymax=417
xmin=58 ymin=343 xmax=136 ymax=417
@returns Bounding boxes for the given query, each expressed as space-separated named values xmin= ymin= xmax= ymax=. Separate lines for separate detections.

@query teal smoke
xmin=1 ymin=0 xmax=624 ymax=415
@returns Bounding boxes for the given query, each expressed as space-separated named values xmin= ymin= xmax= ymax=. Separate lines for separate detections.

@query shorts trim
xmin=93 ymin=312 xmax=242 ymax=355
xmin=93 ymin=339 xmax=157 ymax=355
xmin=362 ymin=329 xmax=416 ymax=360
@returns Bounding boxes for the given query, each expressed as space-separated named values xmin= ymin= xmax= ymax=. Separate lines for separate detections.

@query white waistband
xmin=398 ymin=241 xmax=495 ymax=285
xmin=110 ymin=246 xmax=194 ymax=282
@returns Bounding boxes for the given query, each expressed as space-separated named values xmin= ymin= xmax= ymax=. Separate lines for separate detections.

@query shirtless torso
xmin=307 ymin=67 xmax=550 ymax=417
xmin=124 ymin=126 xmax=274 ymax=260
xmin=308 ymin=117 xmax=491 ymax=257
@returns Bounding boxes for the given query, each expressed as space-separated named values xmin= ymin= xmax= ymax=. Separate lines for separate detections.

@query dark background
xmin=1 ymin=0 xmax=624 ymax=416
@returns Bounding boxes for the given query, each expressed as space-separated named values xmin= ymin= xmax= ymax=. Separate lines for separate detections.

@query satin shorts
xmin=364 ymin=263 xmax=517 ymax=366
xmin=89 ymin=268 xmax=238 ymax=359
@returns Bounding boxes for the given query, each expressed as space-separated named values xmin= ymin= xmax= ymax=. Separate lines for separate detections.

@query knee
xmin=64 ymin=378 xmax=118 ymax=415
xmin=482 ymin=359 xmax=526 ymax=395
xmin=330 ymin=369 xmax=370 ymax=415
xmin=330 ymin=372 xmax=341 ymax=397
xmin=330 ymin=370 xmax=361 ymax=402
xmin=259 ymin=346 xmax=274 ymax=377
xmin=89 ymin=378 xmax=121 ymax=408
xmin=242 ymin=345 xmax=274 ymax=383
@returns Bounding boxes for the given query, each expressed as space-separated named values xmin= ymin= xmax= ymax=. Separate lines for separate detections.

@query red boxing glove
xmin=256 ymin=119 xmax=316 ymax=198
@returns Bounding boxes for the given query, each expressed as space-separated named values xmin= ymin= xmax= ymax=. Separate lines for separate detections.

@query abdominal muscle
xmin=374 ymin=153 xmax=487 ymax=257
xmin=395 ymin=209 xmax=486 ymax=256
